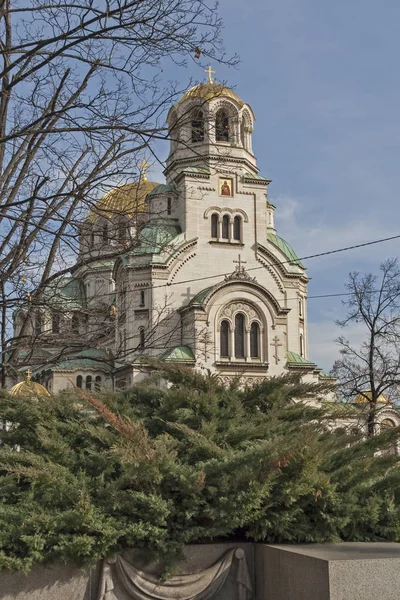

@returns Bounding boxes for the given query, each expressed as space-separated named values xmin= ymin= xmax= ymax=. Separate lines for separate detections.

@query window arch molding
xmin=210 ymin=100 xmax=239 ymax=144
xmin=239 ymin=108 xmax=254 ymax=151
xmin=191 ymin=108 xmax=205 ymax=143
xmin=203 ymin=206 xmax=249 ymax=223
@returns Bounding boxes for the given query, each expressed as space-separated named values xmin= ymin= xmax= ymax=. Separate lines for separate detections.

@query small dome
xmin=88 ymin=180 xmax=160 ymax=222
xmin=354 ymin=391 xmax=391 ymax=405
xmin=9 ymin=375 xmax=50 ymax=398
xmin=178 ymin=82 xmax=244 ymax=107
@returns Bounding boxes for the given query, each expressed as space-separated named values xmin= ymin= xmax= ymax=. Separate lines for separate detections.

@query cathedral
xmin=9 ymin=69 xmax=333 ymax=394
xmin=7 ymin=69 xmax=400 ymax=446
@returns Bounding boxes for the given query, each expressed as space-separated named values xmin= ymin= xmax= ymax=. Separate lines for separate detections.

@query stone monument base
xmin=255 ymin=542 xmax=400 ymax=600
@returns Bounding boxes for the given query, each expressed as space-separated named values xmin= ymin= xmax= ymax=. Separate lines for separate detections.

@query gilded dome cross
xmin=205 ymin=65 xmax=215 ymax=84
xmin=138 ymin=158 xmax=150 ymax=182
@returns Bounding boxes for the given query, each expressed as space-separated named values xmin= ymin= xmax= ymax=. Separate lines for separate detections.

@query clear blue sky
xmin=153 ymin=0 xmax=400 ymax=371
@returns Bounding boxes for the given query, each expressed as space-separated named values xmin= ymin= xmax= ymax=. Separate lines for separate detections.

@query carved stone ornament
xmin=223 ymin=301 xmax=259 ymax=321
xmin=98 ymin=547 xmax=252 ymax=600
xmin=225 ymin=267 xmax=257 ymax=283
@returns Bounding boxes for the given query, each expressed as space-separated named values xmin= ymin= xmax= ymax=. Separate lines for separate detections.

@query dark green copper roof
xmin=158 ymin=345 xmax=195 ymax=363
xmin=131 ymin=223 xmax=181 ymax=255
xmin=147 ymin=184 xmax=175 ymax=197
xmin=267 ymin=233 xmax=304 ymax=268
xmin=286 ymin=351 xmax=316 ymax=367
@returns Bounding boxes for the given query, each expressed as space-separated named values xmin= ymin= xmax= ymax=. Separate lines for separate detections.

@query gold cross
xmin=26 ymin=368 xmax=32 ymax=381
xmin=137 ymin=158 xmax=150 ymax=182
xmin=205 ymin=65 xmax=215 ymax=84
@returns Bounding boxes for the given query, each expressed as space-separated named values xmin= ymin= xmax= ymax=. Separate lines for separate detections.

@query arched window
xmin=222 ymin=215 xmax=230 ymax=239
xmin=299 ymin=297 xmax=303 ymax=317
xmin=102 ymin=223 xmax=108 ymax=242
xmin=85 ymin=375 xmax=92 ymax=391
xmin=381 ymin=418 xmax=396 ymax=431
xmin=140 ymin=290 xmax=145 ymax=307
xmin=118 ymin=222 xmax=127 ymax=243
xmin=139 ymin=327 xmax=145 ymax=350
xmin=216 ymin=110 xmax=230 ymax=142
xmin=233 ymin=216 xmax=242 ymax=241
xmin=76 ymin=375 xmax=83 ymax=389
xmin=72 ymin=313 xmax=80 ymax=333
xmin=95 ymin=375 xmax=102 ymax=391
xmin=250 ymin=322 xmax=260 ymax=358
xmin=191 ymin=109 xmax=204 ymax=143
xmin=299 ymin=333 xmax=304 ymax=357
xmin=234 ymin=313 xmax=245 ymax=358
xmin=220 ymin=320 xmax=230 ymax=358
xmin=52 ymin=312 xmax=60 ymax=334
xmin=167 ymin=197 xmax=172 ymax=215
xmin=35 ymin=312 xmax=42 ymax=336
xmin=211 ymin=213 xmax=218 ymax=238
xmin=90 ymin=230 xmax=95 ymax=247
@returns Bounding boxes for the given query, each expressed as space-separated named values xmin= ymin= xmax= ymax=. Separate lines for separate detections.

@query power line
xmin=136 ymin=232 xmax=400 ymax=293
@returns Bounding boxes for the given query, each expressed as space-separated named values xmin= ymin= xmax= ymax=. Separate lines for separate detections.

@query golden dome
xmin=178 ymin=82 xmax=244 ymax=107
xmin=354 ymin=391 xmax=391 ymax=405
xmin=88 ymin=180 xmax=160 ymax=222
xmin=9 ymin=371 xmax=50 ymax=398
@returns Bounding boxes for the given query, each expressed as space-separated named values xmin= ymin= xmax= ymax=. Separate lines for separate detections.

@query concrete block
xmin=255 ymin=543 xmax=400 ymax=600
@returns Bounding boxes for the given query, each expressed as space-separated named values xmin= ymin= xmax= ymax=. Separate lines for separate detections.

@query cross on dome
xmin=205 ymin=65 xmax=215 ymax=84
xmin=137 ymin=158 xmax=150 ymax=182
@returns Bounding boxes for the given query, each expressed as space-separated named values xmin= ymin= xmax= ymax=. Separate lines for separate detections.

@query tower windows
xmin=299 ymin=333 xmax=304 ymax=357
xmin=222 ymin=215 xmax=230 ymax=239
xmin=95 ymin=375 xmax=102 ymax=391
xmin=233 ymin=216 xmax=242 ymax=241
xmin=207 ymin=209 xmax=246 ymax=243
xmin=85 ymin=375 xmax=92 ymax=391
xmin=220 ymin=320 xmax=230 ymax=357
xmin=76 ymin=375 xmax=83 ymax=389
xmin=211 ymin=213 xmax=218 ymax=238
xmin=167 ymin=197 xmax=172 ymax=215
xmin=216 ymin=110 xmax=230 ymax=142
xmin=52 ymin=312 xmax=60 ymax=334
xmin=35 ymin=312 xmax=42 ymax=336
xmin=250 ymin=322 xmax=260 ymax=358
xmin=191 ymin=109 xmax=204 ymax=143
xmin=118 ymin=222 xmax=128 ymax=243
xmin=139 ymin=290 xmax=145 ymax=307
xmin=102 ymin=223 xmax=108 ymax=243
xmin=299 ymin=297 xmax=303 ymax=318
xmin=139 ymin=327 xmax=145 ymax=350
xmin=234 ymin=313 xmax=245 ymax=358
xmin=72 ymin=313 xmax=80 ymax=333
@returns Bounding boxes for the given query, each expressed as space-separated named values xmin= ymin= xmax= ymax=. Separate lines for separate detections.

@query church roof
xmin=178 ymin=82 xmax=245 ymax=107
xmin=42 ymin=277 xmax=85 ymax=309
xmin=286 ymin=351 xmax=317 ymax=368
xmin=267 ymin=233 xmax=304 ymax=268
xmin=189 ymin=285 xmax=215 ymax=306
xmin=87 ymin=180 xmax=160 ymax=222
xmin=158 ymin=345 xmax=195 ymax=363
xmin=147 ymin=184 xmax=175 ymax=197
xmin=354 ymin=391 xmax=391 ymax=405
xmin=38 ymin=348 xmax=113 ymax=373
xmin=129 ymin=223 xmax=182 ymax=255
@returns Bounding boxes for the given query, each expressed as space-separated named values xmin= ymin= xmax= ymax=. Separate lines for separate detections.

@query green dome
xmin=132 ymin=223 xmax=181 ymax=255
xmin=267 ymin=233 xmax=304 ymax=268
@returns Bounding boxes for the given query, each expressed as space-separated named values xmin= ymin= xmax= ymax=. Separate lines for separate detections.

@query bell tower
xmin=165 ymin=67 xmax=258 ymax=183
